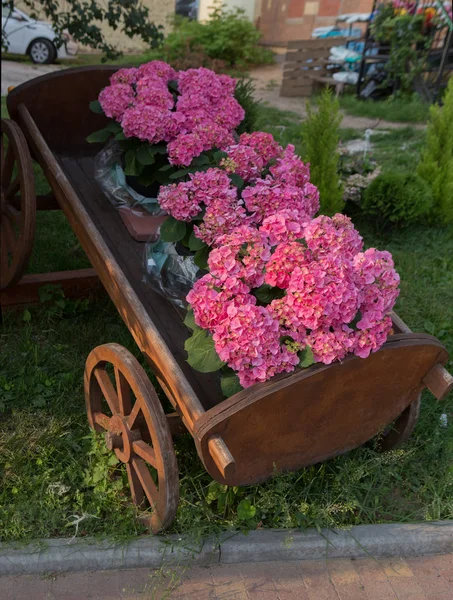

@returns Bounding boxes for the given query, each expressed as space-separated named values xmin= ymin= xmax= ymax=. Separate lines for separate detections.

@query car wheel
xmin=28 ymin=38 xmax=57 ymax=64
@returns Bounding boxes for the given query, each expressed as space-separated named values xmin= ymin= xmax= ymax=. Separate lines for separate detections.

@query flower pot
xmin=118 ymin=205 xmax=167 ymax=242
xmin=125 ymin=175 xmax=160 ymax=199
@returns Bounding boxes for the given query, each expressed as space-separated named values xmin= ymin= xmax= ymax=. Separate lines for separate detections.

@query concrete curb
xmin=0 ymin=521 xmax=452 ymax=576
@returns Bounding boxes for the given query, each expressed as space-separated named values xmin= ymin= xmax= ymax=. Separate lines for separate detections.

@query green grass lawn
xmin=1 ymin=104 xmax=452 ymax=544
xmin=338 ymin=93 xmax=430 ymax=124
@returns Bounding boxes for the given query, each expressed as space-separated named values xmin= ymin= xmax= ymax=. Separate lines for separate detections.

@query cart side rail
xmin=7 ymin=66 xmax=119 ymax=156
xmin=16 ymin=103 xmax=206 ymax=432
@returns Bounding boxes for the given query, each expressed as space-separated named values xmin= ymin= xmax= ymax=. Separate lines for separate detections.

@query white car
xmin=2 ymin=5 xmax=78 ymax=64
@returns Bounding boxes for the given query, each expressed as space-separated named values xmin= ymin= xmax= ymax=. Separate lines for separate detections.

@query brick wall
xmin=258 ymin=0 xmax=373 ymax=45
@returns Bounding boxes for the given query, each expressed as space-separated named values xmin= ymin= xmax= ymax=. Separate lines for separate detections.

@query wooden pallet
xmin=280 ymin=38 xmax=349 ymax=98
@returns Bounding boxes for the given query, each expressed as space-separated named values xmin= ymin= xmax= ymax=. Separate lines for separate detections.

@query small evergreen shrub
xmin=301 ymin=88 xmax=344 ymax=216
xmin=363 ymin=172 xmax=433 ymax=228
xmin=417 ymin=77 xmax=453 ymax=224
xmin=234 ymin=78 xmax=261 ymax=134
xmin=162 ymin=6 xmax=274 ymax=68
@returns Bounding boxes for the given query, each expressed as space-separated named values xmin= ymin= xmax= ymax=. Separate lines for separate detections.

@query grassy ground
xmin=1 ymin=104 xmax=452 ymax=544
xmin=338 ymin=93 xmax=430 ymax=123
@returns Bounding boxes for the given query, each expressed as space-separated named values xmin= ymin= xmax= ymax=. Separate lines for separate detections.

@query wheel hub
xmin=105 ymin=415 xmax=140 ymax=463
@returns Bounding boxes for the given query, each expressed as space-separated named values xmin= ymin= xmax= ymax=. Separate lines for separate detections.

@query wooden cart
xmin=2 ymin=67 xmax=452 ymax=533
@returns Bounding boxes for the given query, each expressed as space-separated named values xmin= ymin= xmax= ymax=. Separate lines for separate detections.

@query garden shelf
xmin=1 ymin=67 xmax=452 ymax=533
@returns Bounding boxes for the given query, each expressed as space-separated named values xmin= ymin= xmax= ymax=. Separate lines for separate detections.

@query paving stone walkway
xmin=2 ymin=553 xmax=452 ymax=599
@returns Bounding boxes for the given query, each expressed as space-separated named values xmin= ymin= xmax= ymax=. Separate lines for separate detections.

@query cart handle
xmin=423 ymin=363 xmax=453 ymax=401
xmin=208 ymin=435 xmax=236 ymax=479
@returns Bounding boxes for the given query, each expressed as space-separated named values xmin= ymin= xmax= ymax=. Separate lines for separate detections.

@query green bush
xmin=363 ymin=172 xmax=433 ymax=229
xmin=234 ymin=78 xmax=261 ymax=134
xmin=417 ymin=77 xmax=453 ymax=225
xmin=162 ymin=6 xmax=274 ymax=67
xmin=301 ymin=88 xmax=344 ymax=216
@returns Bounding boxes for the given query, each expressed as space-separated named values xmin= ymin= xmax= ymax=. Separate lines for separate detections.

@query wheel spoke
xmin=94 ymin=367 xmax=120 ymax=414
xmin=132 ymin=457 xmax=159 ymax=509
xmin=127 ymin=399 xmax=142 ymax=429
xmin=2 ymin=145 xmax=15 ymax=186
xmin=6 ymin=177 xmax=20 ymax=199
xmin=114 ymin=366 xmax=132 ymax=416
xmin=132 ymin=439 xmax=158 ymax=469
xmin=94 ymin=412 xmax=111 ymax=430
xmin=6 ymin=204 xmax=20 ymax=223
xmin=126 ymin=463 xmax=145 ymax=507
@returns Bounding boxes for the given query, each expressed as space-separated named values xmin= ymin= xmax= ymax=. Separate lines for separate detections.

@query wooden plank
xmin=287 ymin=38 xmax=347 ymax=50
xmin=194 ymin=334 xmax=449 ymax=486
xmin=17 ymin=103 xmax=211 ymax=432
xmin=285 ymin=48 xmax=337 ymax=61
xmin=0 ymin=268 xmax=101 ymax=308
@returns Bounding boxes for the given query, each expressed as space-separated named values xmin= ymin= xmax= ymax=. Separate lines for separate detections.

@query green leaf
xmin=350 ymin=310 xmax=363 ymax=331
xmin=169 ymin=168 xmax=191 ymax=180
xmin=184 ymin=308 xmax=196 ymax=331
xmin=89 ymin=100 xmax=103 ymax=114
xmin=22 ymin=309 xmax=31 ymax=323
xmin=188 ymin=231 xmax=206 ymax=251
xmin=136 ymin=145 xmax=156 ymax=166
xmin=115 ymin=131 xmax=126 ymax=141
xmin=298 ymin=346 xmax=315 ymax=368
xmin=192 ymin=154 xmax=210 ymax=167
xmin=228 ymin=173 xmax=244 ymax=189
xmin=237 ymin=498 xmax=256 ymax=521
xmin=168 ymin=79 xmax=179 ymax=93
xmin=194 ymin=245 xmax=211 ymax=270
xmin=213 ymin=150 xmax=228 ymax=162
xmin=105 ymin=122 xmax=122 ymax=134
xmin=252 ymin=284 xmax=285 ymax=305
xmin=160 ymin=216 xmax=187 ymax=242
xmin=185 ymin=327 xmax=225 ymax=373
xmin=124 ymin=150 xmax=144 ymax=177
xmin=221 ymin=371 xmax=243 ymax=398
xmin=150 ymin=143 xmax=167 ymax=155
xmin=159 ymin=164 xmax=174 ymax=172
xmin=86 ymin=128 xmax=112 ymax=143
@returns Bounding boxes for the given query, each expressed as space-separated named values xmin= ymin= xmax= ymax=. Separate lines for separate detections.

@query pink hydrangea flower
xmin=307 ymin=326 xmax=355 ymax=364
xmin=121 ymin=104 xmax=170 ymax=143
xmin=99 ymin=84 xmax=135 ymax=120
xmin=353 ymin=316 xmax=393 ymax=358
xmin=157 ymin=182 xmax=202 ymax=222
xmin=208 ymin=226 xmax=271 ymax=289
xmin=353 ymin=249 xmax=400 ymax=328
xmin=304 ymin=214 xmax=363 ymax=260
xmin=264 ymin=242 xmax=308 ymax=289
xmin=269 ymin=145 xmax=311 ymax=187
xmin=110 ymin=68 xmax=138 ymax=85
xmin=167 ymin=132 xmax=205 ymax=166
xmin=212 ymin=302 xmax=299 ymax=388
xmin=137 ymin=61 xmax=177 ymax=82
xmin=241 ymin=177 xmax=319 ymax=223
xmin=260 ymin=210 xmax=306 ymax=246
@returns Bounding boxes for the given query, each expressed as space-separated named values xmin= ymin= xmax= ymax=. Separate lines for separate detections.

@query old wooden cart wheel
xmin=374 ymin=394 xmax=421 ymax=452
xmin=84 ymin=343 xmax=179 ymax=533
xmin=0 ymin=119 xmax=36 ymax=290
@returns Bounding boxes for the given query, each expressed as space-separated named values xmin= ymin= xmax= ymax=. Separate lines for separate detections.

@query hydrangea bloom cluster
xmin=157 ymin=132 xmax=320 ymax=246
xmin=187 ymin=213 xmax=400 ymax=388
xmin=98 ymin=62 xmax=244 ymax=166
